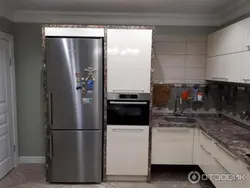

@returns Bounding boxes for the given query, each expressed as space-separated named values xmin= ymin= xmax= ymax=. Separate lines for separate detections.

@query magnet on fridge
xmin=82 ymin=98 xmax=92 ymax=104
xmin=87 ymin=80 xmax=94 ymax=90
xmin=77 ymin=78 xmax=81 ymax=83
xmin=75 ymin=72 xmax=80 ymax=77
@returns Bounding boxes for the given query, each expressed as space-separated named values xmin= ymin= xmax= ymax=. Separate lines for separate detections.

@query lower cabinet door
xmin=152 ymin=127 xmax=194 ymax=164
xmin=106 ymin=126 xmax=149 ymax=176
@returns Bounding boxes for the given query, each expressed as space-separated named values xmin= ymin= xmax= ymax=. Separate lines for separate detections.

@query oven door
xmin=107 ymin=100 xmax=150 ymax=125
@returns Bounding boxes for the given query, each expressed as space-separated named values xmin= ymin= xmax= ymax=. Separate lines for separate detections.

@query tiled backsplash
xmin=220 ymin=84 xmax=250 ymax=127
xmin=153 ymin=34 xmax=207 ymax=84
xmin=153 ymin=84 xmax=221 ymax=115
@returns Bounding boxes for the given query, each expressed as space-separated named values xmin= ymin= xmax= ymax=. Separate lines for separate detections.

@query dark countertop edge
xmin=152 ymin=114 xmax=250 ymax=166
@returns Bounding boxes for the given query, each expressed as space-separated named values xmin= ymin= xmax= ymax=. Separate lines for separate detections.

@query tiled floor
xmin=0 ymin=164 xmax=214 ymax=188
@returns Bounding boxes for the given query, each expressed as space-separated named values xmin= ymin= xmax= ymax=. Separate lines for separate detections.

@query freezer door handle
xmin=49 ymin=133 xmax=53 ymax=159
xmin=48 ymin=92 xmax=53 ymax=127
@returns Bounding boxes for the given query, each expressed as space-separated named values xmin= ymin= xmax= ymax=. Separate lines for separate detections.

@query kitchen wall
xmin=220 ymin=84 xmax=250 ymax=127
xmin=0 ymin=16 xmax=13 ymax=34
xmin=14 ymin=23 xmax=45 ymax=157
xmin=13 ymin=24 xmax=218 ymax=157
xmin=153 ymin=26 xmax=219 ymax=114
xmin=154 ymin=26 xmax=216 ymax=84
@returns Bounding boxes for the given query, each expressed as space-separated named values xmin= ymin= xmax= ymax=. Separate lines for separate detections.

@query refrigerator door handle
xmin=48 ymin=92 xmax=53 ymax=127
xmin=49 ymin=133 xmax=53 ymax=159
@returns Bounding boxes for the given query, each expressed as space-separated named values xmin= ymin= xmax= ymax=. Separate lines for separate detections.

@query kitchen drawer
xmin=152 ymin=127 xmax=194 ymax=164
xmin=213 ymin=142 xmax=244 ymax=174
xmin=212 ymin=155 xmax=243 ymax=188
xmin=107 ymin=126 xmax=149 ymax=176
xmin=199 ymin=130 xmax=214 ymax=154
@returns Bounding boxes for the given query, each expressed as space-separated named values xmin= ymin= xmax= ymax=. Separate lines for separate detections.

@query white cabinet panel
xmin=243 ymin=165 xmax=250 ymax=188
xmin=207 ymin=19 xmax=246 ymax=57
xmin=107 ymin=126 xmax=149 ymax=176
xmin=107 ymin=29 xmax=152 ymax=93
xmin=244 ymin=17 xmax=250 ymax=50
xmin=241 ymin=51 xmax=250 ymax=84
xmin=206 ymin=53 xmax=242 ymax=83
xmin=152 ymin=127 xmax=194 ymax=165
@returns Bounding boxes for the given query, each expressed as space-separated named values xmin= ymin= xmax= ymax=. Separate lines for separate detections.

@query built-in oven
xmin=107 ymin=93 xmax=150 ymax=126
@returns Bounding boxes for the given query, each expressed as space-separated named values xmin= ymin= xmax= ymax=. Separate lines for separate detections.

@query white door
xmin=0 ymin=38 xmax=14 ymax=180
xmin=107 ymin=29 xmax=152 ymax=93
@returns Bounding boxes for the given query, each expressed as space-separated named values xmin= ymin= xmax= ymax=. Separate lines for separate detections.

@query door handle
xmin=49 ymin=133 xmax=53 ymax=159
xmin=109 ymin=101 xmax=147 ymax=105
xmin=112 ymin=89 xmax=145 ymax=93
xmin=201 ymin=131 xmax=212 ymax=140
xmin=112 ymin=128 xmax=144 ymax=132
xmin=48 ymin=92 xmax=53 ymax=127
xmin=214 ymin=157 xmax=229 ymax=173
xmin=212 ymin=77 xmax=228 ymax=81
xmin=200 ymin=144 xmax=211 ymax=155
xmin=242 ymin=79 xmax=250 ymax=82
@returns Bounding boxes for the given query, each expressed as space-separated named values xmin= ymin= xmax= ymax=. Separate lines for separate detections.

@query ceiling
xmin=2 ymin=0 xmax=250 ymax=26
xmin=7 ymin=0 xmax=235 ymax=14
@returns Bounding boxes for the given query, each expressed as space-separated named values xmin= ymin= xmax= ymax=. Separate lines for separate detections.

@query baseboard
xmin=19 ymin=156 xmax=45 ymax=164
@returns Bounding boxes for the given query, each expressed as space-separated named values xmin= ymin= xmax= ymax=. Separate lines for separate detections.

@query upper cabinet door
xmin=244 ymin=17 xmax=250 ymax=50
xmin=241 ymin=51 xmax=250 ymax=84
xmin=207 ymin=20 xmax=246 ymax=57
xmin=107 ymin=29 xmax=152 ymax=93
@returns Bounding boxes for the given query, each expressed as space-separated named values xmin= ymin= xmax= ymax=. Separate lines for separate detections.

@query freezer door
xmin=48 ymin=130 xmax=102 ymax=183
xmin=46 ymin=38 xmax=103 ymax=130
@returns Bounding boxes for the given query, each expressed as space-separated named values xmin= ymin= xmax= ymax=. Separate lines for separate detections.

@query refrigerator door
xmin=46 ymin=38 xmax=103 ymax=130
xmin=48 ymin=130 xmax=102 ymax=183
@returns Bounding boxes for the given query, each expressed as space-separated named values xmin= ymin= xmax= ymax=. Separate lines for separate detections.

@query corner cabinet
xmin=106 ymin=126 xmax=149 ymax=176
xmin=207 ymin=19 xmax=247 ymax=57
xmin=107 ymin=29 xmax=152 ymax=93
xmin=206 ymin=17 xmax=250 ymax=84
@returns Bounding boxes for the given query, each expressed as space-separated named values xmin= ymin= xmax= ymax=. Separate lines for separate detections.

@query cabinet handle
xmin=156 ymin=128 xmax=189 ymax=132
xmin=200 ymin=144 xmax=211 ymax=155
xmin=48 ymin=92 xmax=53 ymax=127
xmin=212 ymin=77 xmax=228 ymax=81
xmin=242 ymin=79 xmax=250 ymax=82
xmin=112 ymin=128 xmax=143 ymax=132
xmin=214 ymin=157 xmax=229 ymax=173
xmin=109 ymin=101 xmax=147 ymax=105
xmin=215 ymin=143 xmax=238 ymax=160
xmin=49 ymin=133 xmax=53 ymax=159
xmin=201 ymin=131 xmax=212 ymax=140
xmin=112 ymin=89 xmax=145 ymax=93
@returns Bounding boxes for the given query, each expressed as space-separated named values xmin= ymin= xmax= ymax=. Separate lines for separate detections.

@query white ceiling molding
xmin=12 ymin=10 xmax=221 ymax=26
xmin=220 ymin=0 xmax=250 ymax=24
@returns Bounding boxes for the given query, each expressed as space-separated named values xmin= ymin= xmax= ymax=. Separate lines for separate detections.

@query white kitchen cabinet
xmin=241 ymin=51 xmax=250 ymax=84
xmin=244 ymin=17 xmax=250 ymax=51
xmin=243 ymin=164 xmax=250 ymax=188
xmin=106 ymin=126 xmax=149 ymax=176
xmin=206 ymin=53 xmax=242 ymax=83
xmin=151 ymin=127 xmax=194 ymax=164
xmin=207 ymin=19 xmax=246 ymax=57
xmin=107 ymin=29 xmax=152 ymax=93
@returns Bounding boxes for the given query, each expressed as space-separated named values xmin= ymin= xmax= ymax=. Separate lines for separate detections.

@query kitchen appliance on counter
xmin=45 ymin=37 xmax=103 ymax=183
xmin=107 ymin=93 xmax=150 ymax=126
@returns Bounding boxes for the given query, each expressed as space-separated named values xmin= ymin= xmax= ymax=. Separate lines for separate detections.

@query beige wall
xmin=14 ymin=23 xmax=45 ymax=156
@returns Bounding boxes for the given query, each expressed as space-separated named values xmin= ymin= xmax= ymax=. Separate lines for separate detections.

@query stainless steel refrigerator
xmin=45 ymin=37 xmax=103 ymax=183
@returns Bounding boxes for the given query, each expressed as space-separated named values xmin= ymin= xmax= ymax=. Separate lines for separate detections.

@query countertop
xmin=152 ymin=114 xmax=250 ymax=166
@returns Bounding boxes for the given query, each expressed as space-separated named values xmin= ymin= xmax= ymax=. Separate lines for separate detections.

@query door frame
xmin=0 ymin=31 xmax=19 ymax=167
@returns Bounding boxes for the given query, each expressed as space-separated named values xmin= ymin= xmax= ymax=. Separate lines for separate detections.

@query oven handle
xmin=109 ymin=101 xmax=148 ymax=105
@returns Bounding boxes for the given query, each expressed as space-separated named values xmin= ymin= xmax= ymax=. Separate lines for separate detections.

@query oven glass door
xmin=107 ymin=100 xmax=150 ymax=125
